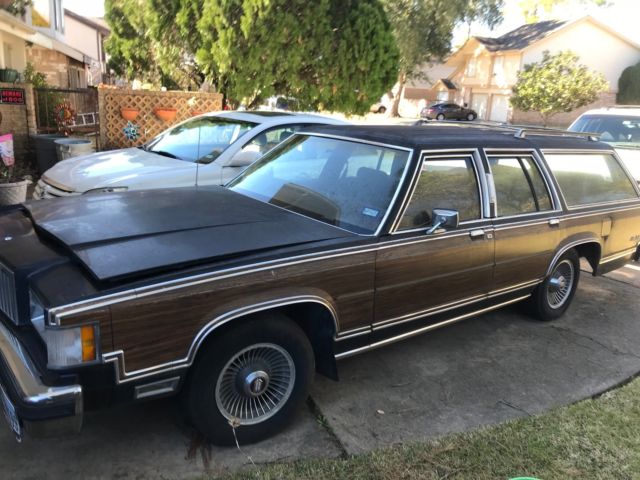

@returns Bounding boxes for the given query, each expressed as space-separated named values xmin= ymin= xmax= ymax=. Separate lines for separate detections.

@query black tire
xmin=186 ymin=314 xmax=314 ymax=446
xmin=378 ymin=106 xmax=387 ymax=114
xmin=528 ymin=249 xmax=580 ymax=321
xmin=436 ymin=113 xmax=445 ymax=121
xmin=466 ymin=113 xmax=476 ymax=121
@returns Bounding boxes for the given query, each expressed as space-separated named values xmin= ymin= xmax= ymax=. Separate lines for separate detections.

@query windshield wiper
xmin=151 ymin=150 xmax=181 ymax=159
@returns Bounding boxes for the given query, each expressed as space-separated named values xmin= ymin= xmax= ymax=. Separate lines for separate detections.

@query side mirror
xmin=426 ymin=209 xmax=459 ymax=234
xmin=226 ymin=150 xmax=262 ymax=168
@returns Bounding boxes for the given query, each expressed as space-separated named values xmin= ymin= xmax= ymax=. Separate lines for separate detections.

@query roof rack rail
xmin=606 ymin=105 xmax=640 ymax=109
xmin=414 ymin=119 xmax=600 ymax=141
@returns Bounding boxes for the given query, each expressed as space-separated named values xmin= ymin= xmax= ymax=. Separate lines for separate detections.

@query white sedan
xmin=34 ymin=111 xmax=346 ymax=199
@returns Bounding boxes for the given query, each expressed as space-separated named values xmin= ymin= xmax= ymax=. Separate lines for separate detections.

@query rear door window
xmin=488 ymin=155 xmax=553 ymax=217
xmin=544 ymin=152 xmax=638 ymax=207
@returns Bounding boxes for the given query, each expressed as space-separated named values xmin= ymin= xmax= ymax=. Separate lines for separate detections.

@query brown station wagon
xmin=1 ymin=124 xmax=639 ymax=445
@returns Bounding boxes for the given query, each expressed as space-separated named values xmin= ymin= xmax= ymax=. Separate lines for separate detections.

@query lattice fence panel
xmin=98 ymin=88 xmax=223 ymax=150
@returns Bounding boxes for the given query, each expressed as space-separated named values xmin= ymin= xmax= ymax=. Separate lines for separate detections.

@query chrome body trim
xmin=0 ymin=320 xmax=82 ymax=433
xmin=546 ymin=239 xmax=602 ymax=275
xmin=335 ymin=295 xmax=531 ymax=359
xmin=134 ymin=377 xmax=180 ymax=400
xmin=103 ymin=295 xmax=338 ymax=384
xmin=0 ymin=263 xmax=18 ymax=325
xmin=600 ymin=247 xmax=637 ymax=264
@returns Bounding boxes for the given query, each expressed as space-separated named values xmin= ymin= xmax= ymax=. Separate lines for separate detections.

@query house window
xmin=466 ymin=58 xmax=477 ymax=77
xmin=53 ymin=0 xmax=64 ymax=32
xmin=32 ymin=0 xmax=51 ymax=27
xmin=493 ymin=56 xmax=504 ymax=77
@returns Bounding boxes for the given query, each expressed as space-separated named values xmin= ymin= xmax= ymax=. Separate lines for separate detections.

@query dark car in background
xmin=421 ymin=103 xmax=477 ymax=121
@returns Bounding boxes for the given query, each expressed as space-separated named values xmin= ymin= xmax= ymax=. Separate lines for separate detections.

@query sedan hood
xmin=43 ymin=147 xmax=197 ymax=192
xmin=24 ymin=187 xmax=355 ymax=282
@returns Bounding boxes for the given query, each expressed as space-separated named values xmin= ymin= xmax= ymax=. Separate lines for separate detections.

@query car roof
xmin=577 ymin=107 xmax=640 ymax=117
xmin=300 ymin=123 xmax=614 ymax=151
xmin=205 ymin=110 xmax=348 ymax=125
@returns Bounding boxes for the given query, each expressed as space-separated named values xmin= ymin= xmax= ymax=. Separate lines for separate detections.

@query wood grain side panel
xmin=109 ymin=252 xmax=375 ymax=372
xmin=493 ymin=222 xmax=558 ymax=290
xmin=374 ymin=234 xmax=494 ymax=321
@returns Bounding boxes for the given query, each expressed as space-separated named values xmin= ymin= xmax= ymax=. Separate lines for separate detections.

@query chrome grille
xmin=0 ymin=264 xmax=18 ymax=324
xmin=34 ymin=179 xmax=78 ymax=200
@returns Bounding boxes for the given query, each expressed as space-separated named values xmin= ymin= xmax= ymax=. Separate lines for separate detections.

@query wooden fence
xmin=98 ymin=88 xmax=223 ymax=150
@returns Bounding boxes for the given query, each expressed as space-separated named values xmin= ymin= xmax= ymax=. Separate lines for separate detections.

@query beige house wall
xmin=64 ymin=15 xmax=100 ymax=61
xmin=0 ymin=31 xmax=27 ymax=72
xmin=522 ymin=20 xmax=640 ymax=93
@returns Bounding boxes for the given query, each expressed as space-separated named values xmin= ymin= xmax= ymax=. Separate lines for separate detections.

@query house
xmin=444 ymin=16 xmax=640 ymax=126
xmin=0 ymin=1 xmax=110 ymax=88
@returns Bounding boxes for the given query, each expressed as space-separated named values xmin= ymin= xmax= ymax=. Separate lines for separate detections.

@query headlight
xmin=84 ymin=186 xmax=128 ymax=195
xmin=45 ymin=325 xmax=98 ymax=368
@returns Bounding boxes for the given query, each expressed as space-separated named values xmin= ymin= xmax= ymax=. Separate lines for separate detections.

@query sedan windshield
xmin=569 ymin=115 xmax=640 ymax=146
xmin=229 ymin=135 xmax=411 ymax=234
xmin=145 ymin=117 xmax=256 ymax=162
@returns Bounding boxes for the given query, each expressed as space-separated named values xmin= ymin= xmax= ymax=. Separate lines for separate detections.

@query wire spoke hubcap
xmin=546 ymin=260 xmax=575 ymax=309
xmin=215 ymin=343 xmax=295 ymax=425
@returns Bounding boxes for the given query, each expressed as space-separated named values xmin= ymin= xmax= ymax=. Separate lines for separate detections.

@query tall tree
xmin=510 ymin=50 xmax=608 ymax=126
xmin=382 ymin=0 xmax=503 ymax=117
xmin=197 ymin=0 xmax=398 ymax=113
xmin=617 ymin=62 xmax=640 ymax=105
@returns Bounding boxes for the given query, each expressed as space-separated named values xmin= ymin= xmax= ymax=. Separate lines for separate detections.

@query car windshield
xmin=145 ymin=117 xmax=256 ymax=162
xmin=569 ymin=114 xmax=640 ymax=146
xmin=229 ymin=135 xmax=411 ymax=235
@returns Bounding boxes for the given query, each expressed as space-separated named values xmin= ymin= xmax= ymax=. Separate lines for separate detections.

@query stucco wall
xmin=522 ymin=20 xmax=640 ymax=92
xmin=0 ymin=31 xmax=27 ymax=72
xmin=64 ymin=15 xmax=100 ymax=61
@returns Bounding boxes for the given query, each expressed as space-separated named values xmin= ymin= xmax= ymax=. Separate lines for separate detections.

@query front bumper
xmin=0 ymin=321 xmax=82 ymax=441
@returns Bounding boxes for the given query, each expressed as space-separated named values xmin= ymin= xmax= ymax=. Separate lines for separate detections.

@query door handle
xmin=469 ymin=229 xmax=485 ymax=240
xmin=549 ymin=218 xmax=560 ymax=226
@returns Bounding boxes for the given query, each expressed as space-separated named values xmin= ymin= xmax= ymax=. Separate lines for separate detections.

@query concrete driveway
xmin=1 ymin=265 xmax=639 ymax=478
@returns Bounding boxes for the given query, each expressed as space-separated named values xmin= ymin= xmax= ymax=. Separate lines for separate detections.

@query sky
xmin=62 ymin=0 xmax=639 ymax=44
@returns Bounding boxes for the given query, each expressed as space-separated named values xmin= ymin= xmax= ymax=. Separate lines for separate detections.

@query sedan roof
xmin=205 ymin=110 xmax=348 ymax=125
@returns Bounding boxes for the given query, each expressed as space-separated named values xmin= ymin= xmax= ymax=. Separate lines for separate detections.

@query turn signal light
xmin=81 ymin=325 xmax=96 ymax=362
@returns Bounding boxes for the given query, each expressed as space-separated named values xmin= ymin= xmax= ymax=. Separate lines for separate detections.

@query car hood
xmin=42 ymin=147 xmax=197 ymax=192
xmin=23 ymin=187 xmax=355 ymax=282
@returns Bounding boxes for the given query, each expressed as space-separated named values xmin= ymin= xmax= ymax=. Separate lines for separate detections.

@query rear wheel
xmin=528 ymin=249 xmax=580 ymax=321
xmin=186 ymin=314 xmax=314 ymax=445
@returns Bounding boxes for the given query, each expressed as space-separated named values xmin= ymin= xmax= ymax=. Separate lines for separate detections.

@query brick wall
xmin=26 ymin=45 xmax=86 ymax=89
xmin=511 ymin=92 xmax=617 ymax=128
xmin=0 ymin=83 xmax=36 ymax=170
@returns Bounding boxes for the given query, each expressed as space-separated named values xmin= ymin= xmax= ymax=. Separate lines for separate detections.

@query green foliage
xmin=1 ymin=0 xmax=33 ymax=16
xmin=510 ymin=50 xmax=608 ymax=126
xmin=104 ymin=0 xmax=399 ymax=114
xmin=22 ymin=62 xmax=47 ymax=88
xmin=22 ymin=63 xmax=65 ymax=131
xmin=617 ymin=62 xmax=640 ymax=105
xmin=196 ymin=0 xmax=398 ymax=113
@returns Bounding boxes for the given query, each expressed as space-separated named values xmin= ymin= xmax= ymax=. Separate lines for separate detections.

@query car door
xmin=372 ymin=150 xmax=494 ymax=343
xmin=485 ymin=150 xmax=561 ymax=292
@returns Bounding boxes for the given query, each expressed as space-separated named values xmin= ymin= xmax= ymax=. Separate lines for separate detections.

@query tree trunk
xmin=391 ymin=71 xmax=406 ymax=118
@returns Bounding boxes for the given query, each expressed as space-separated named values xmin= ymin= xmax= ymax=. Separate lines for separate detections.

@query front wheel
xmin=436 ymin=113 xmax=445 ymax=121
xmin=186 ymin=314 xmax=314 ymax=445
xmin=528 ymin=249 xmax=580 ymax=321
xmin=466 ymin=113 xmax=476 ymax=121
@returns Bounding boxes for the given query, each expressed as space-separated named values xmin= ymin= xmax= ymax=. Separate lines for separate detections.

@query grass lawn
xmin=221 ymin=377 xmax=640 ymax=480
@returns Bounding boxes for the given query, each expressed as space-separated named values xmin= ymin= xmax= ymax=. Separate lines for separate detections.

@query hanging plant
xmin=123 ymin=121 xmax=140 ymax=141
xmin=120 ymin=107 xmax=140 ymax=122
xmin=153 ymin=107 xmax=177 ymax=122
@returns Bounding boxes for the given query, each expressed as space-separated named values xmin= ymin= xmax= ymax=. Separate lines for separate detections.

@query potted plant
xmin=153 ymin=107 xmax=178 ymax=122
xmin=120 ymin=107 xmax=140 ymax=121
xmin=0 ymin=134 xmax=31 ymax=206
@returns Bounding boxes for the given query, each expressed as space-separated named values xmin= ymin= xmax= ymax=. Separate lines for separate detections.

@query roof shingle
xmin=475 ymin=20 xmax=565 ymax=52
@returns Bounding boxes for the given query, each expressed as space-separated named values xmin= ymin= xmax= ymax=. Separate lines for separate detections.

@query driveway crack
xmin=547 ymin=324 xmax=640 ymax=360
xmin=497 ymin=399 xmax=531 ymax=416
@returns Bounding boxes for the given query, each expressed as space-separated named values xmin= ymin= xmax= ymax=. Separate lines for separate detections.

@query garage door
xmin=471 ymin=94 xmax=488 ymax=120
xmin=489 ymin=94 xmax=509 ymax=123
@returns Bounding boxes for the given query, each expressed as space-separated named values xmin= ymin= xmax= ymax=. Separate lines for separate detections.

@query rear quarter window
xmin=544 ymin=152 xmax=638 ymax=207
